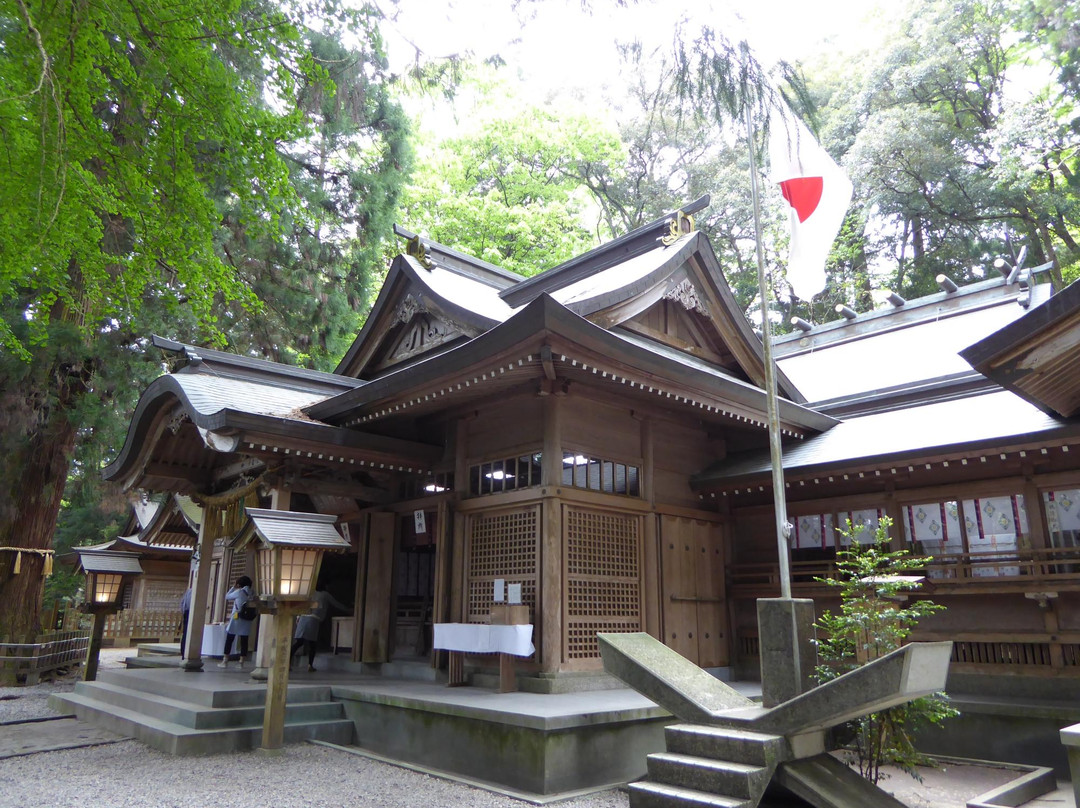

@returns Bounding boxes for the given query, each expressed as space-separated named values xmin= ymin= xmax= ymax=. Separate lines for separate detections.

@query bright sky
xmin=381 ymin=0 xmax=892 ymax=107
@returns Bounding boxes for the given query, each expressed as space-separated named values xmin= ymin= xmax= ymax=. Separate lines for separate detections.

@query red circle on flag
xmin=779 ymin=177 xmax=824 ymax=223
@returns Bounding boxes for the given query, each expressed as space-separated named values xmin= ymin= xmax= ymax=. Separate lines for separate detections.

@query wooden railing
xmin=0 ymin=630 xmax=91 ymax=684
xmin=733 ymin=627 xmax=1080 ymax=678
xmin=911 ymin=630 xmax=1080 ymax=675
xmin=102 ymin=609 xmax=182 ymax=646
xmin=730 ymin=546 xmax=1080 ymax=597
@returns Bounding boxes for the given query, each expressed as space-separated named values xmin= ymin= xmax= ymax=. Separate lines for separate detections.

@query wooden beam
xmin=265 ymin=474 xmax=392 ymax=503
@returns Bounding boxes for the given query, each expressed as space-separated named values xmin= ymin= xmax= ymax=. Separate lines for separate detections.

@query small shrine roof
xmin=961 ymin=276 xmax=1080 ymax=418
xmin=693 ymin=388 xmax=1076 ymax=490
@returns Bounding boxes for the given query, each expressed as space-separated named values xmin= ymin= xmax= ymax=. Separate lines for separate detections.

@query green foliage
xmin=819 ymin=0 xmax=1080 ymax=303
xmin=402 ymin=80 xmax=624 ymax=274
xmin=815 ymin=517 xmax=957 ymax=784
xmin=0 ymin=0 xmax=409 ymax=638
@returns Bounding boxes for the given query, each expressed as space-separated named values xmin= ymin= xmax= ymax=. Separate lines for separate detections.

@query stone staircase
xmin=628 ymin=724 xmax=783 ymax=808
xmin=49 ymin=668 xmax=354 ymax=754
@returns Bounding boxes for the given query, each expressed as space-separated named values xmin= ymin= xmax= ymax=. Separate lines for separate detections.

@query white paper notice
xmin=493 ymin=579 xmax=505 ymax=602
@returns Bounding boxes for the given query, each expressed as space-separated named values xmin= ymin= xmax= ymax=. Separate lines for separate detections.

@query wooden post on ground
xmin=183 ymin=520 xmax=215 ymax=672
xmin=83 ymin=610 xmax=107 ymax=682
xmin=262 ymin=604 xmax=295 ymax=750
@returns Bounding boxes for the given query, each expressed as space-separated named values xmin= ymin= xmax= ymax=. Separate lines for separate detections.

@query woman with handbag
xmin=218 ymin=576 xmax=256 ymax=668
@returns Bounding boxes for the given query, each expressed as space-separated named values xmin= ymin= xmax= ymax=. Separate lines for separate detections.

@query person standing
xmin=178 ymin=587 xmax=191 ymax=658
xmin=218 ymin=576 xmax=255 ymax=668
xmin=290 ymin=587 xmax=348 ymax=672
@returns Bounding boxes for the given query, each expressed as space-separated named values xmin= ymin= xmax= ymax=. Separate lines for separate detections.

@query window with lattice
xmin=565 ymin=507 xmax=641 ymax=659
xmin=465 ymin=507 xmax=539 ymax=637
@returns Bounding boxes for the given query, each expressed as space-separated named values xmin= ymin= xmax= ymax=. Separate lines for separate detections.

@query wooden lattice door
xmin=660 ymin=515 xmax=728 ymax=668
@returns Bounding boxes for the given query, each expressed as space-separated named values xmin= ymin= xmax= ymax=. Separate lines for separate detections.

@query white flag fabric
xmin=768 ymin=109 xmax=853 ymax=301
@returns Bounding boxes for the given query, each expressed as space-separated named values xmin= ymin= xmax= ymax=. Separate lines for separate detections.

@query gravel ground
xmin=0 ymin=741 xmax=632 ymax=808
xmin=0 ymin=649 xmax=1071 ymax=808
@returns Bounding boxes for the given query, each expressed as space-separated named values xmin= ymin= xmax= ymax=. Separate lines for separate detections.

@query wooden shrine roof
xmin=103 ymin=339 xmax=441 ymax=493
xmin=307 ymin=294 xmax=834 ymax=436
xmin=692 ymin=388 xmax=1078 ymax=492
xmin=960 ymin=277 xmax=1080 ymax=418
xmin=774 ymin=276 xmax=1051 ymax=415
xmin=695 ymin=275 xmax=1080 ymax=491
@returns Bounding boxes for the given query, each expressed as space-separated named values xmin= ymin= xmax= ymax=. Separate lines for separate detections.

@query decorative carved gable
xmin=374 ymin=294 xmax=468 ymax=370
xmin=663 ymin=279 xmax=708 ymax=317
xmin=622 ymin=297 xmax=745 ymax=378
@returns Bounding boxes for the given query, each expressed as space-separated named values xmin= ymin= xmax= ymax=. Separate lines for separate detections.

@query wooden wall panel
xmin=653 ymin=420 xmax=715 ymax=509
xmin=561 ymin=399 xmax=641 ymax=460
xmin=694 ymin=519 xmax=727 ymax=667
xmin=660 ymin=517 xmax=698 ymax=661
xmin=466 ymin=395 xmax=544 ymax=460
xmin=660 ymin=515 xmax=728 ymax=667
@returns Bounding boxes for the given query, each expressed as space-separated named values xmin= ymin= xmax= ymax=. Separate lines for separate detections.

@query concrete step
xmin=628 ymin=781 xmax=749 ymax=808
xmin=71 ymin=681 xmax=344 ymax=730
xmin=137 ymin=643 xmax=180 ymax=657
xmin=664 ymin=724 xmax=783 ymax=765
xmin=359 ymin=659 xmax=442 ymax=682
xmin=94 ymin=668 xmax=333 ymax=709
xmin=125 ymin=655 xmax=181 ymax=669
xmin=50 ymin=690 xmax=353 ymax=755
xmin=647 ymin=752 xmax=766 ymax=799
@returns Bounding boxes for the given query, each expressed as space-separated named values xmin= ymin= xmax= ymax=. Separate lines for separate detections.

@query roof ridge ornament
xmin=405 ymin=234 xmax=434 ymax=269
xmin=661 ymin=209 xmax=696 ymax=246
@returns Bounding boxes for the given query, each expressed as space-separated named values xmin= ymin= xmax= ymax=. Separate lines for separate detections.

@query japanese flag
xmin=768 ymin=109 xmax=853 ymax=301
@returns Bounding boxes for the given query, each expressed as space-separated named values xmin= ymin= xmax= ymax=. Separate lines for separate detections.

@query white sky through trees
xmin=380 ymin=0 xmax=892 ymax=105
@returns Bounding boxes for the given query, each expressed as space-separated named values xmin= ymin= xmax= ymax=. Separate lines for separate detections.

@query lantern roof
xmin=233 ymin=509 xmax=350 ymax=552
xmin=75 ymin=550 xmax=144 ymax=576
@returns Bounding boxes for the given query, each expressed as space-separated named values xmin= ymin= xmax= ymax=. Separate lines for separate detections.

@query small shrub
xmin=815 ymin=516 xmax=958 ymax=783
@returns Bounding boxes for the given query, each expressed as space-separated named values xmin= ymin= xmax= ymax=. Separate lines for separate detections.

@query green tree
xmin=401 ymin=84 xmax=625 ymax=275
xmin=830 ymin=0 xmax=1080 ymax=300
xmin=0 ymin=0 xmax=402 ymax=654
xmin=815 ymin=517 xmax=957 ymax=784
xmin=216 ymin=28 xmax=413 ymax=368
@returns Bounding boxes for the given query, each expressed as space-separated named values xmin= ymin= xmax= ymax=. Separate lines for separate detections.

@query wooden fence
xmin=60 ymin=608 xmax=182 ymax=646
xmin=730 ymin=546 xmax=1080 ymax=598
xmin=0 ymin=630 xmax=90 ymax=684
xmin=102 ymin=609 xmax=183 ymax=646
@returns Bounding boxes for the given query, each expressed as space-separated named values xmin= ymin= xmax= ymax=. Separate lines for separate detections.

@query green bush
xmin=815 ymin=516 xmax=958 ymax=783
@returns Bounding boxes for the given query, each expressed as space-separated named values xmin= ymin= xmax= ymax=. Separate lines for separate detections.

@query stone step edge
xmin=648 ymin=751 xmax=765 ymax=775
xmin=628 ymin=780 xmax=749 ymax=808
xmin=54 ymin=691 xmax=350 ymax=741
xmin=73 ymin=680 xmax=344 ymax=729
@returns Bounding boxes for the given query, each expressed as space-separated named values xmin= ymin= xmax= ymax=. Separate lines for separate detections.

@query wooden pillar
xmin=1023 ymin=476 xmax=1050 ymax=551
xmin=884 ymin=488 xmax=905 ymax=550
xmin=183 ymin=519 xmax=215 ymax=672
xmin=1042 ymin=597 xmax=1065 ymax=669
xmin=640 ymin=417 xmax=660 ymax=638
xmin=540 ymin=394 xmax=563 ymax=673
xmin=351 ymin=515 xmax=369 ymax=664
xmin=449 ymin=417 xmax=469 ymax=625
xmin=432 ymin=499 xmax=451 ymax=669
xmin=261 ymin=603 xmax=299 ymax=750
xmin=361 ymin=512 xmax=395 ymax=663
xmin=252 ymin=488 xmax=291 ymax=681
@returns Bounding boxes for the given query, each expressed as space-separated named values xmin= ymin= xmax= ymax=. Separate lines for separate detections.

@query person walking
xmin=290 ymin=586 xmax=348 ymax=672
xmin=218 ymin=575 xmax=256 ymax=668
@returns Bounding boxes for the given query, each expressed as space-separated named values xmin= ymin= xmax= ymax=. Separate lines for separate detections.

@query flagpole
xmin=744 ymin=101 xmax=792 ymax=600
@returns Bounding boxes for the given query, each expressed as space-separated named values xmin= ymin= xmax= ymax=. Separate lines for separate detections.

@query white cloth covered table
xmin=202 ymin=623 xmax=226 ymax=656
xmin=433 ymin=623 xmax=534 ymax=657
